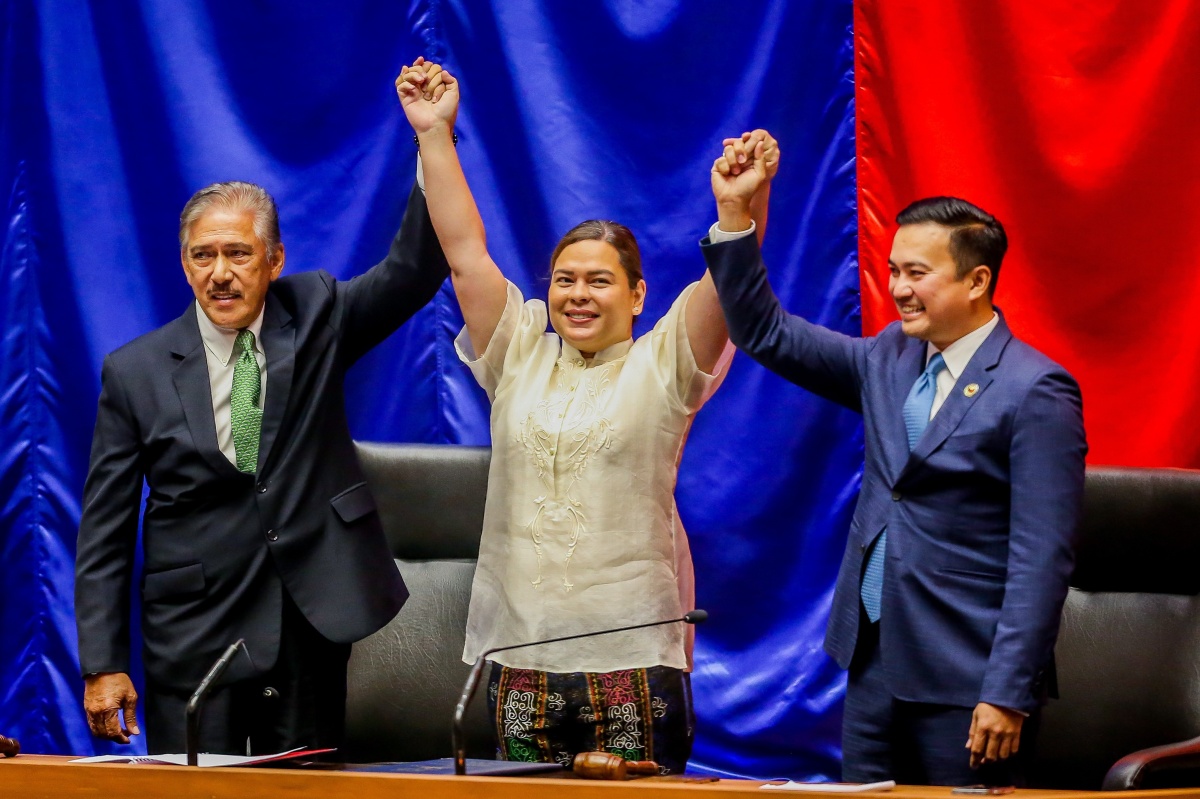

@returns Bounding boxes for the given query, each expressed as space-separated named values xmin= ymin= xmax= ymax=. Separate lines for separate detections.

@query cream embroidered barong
xmin=456 ymin=280 xmax=733 ymax=673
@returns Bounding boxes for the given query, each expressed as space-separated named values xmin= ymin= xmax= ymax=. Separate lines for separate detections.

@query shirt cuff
xmin=416 ymin=153 xmax=425 ymax=193
xmin=708 ymin=220 xmax=756 ymax=243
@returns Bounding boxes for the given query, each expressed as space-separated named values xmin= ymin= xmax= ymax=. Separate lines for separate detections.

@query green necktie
xmin=231 ymin=329 xmax=263 ymax=474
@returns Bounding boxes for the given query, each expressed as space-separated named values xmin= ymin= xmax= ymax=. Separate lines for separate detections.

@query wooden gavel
xmin=0 ymin=734 xmax=19 ymax=758
xmin=573 ymin=751 xmax=659 ymax=780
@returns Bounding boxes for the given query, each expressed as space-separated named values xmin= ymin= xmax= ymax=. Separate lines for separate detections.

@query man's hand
xmin=711 ymin=137 xmax=767 ymax=231
xmin=84 ymin=672 xmax=140 ymax=744
xmin=395 ymin=56 xmax=459 ymax=135
xmin=722 ymin=129 xmax=779 ymax=244
xmin=722 ymin=129 xmax=780 ymax=184
xmin=967 ymin=702 xmax=1024 ymax=769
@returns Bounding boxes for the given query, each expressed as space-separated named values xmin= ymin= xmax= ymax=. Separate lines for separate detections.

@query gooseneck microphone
xmin=451 ymin=609 xmax=708 ymax=775
xmin=186 ymin=639 xmax=250 ymax=766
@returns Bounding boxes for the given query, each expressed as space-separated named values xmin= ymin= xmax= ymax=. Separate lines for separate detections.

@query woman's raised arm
xmin=396 ymin=58 xmax=508 ymax=356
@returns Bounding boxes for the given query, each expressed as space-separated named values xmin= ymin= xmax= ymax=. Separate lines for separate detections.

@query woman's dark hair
xmin=550 ymin=220 xmax=643 ymax=287
xmin=896 ymin=196 xmax=1006 ymax=295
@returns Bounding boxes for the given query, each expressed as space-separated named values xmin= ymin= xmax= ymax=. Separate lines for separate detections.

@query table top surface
xmin=3 ymin=755 xmax=1199 ymax=799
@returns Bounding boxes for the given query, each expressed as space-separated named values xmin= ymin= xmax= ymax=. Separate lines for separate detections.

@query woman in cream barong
xmin=396 ymin=57 xmax=772 ymax=774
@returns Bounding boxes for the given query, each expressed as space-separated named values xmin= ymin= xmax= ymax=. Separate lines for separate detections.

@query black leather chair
xmin=1030 ymin=466 xmax=1200 ymax=790
xmin=342 ymin=447 xmax=1200 ymax=785
xmin=342 ymin=442 xmax=495 ymax=763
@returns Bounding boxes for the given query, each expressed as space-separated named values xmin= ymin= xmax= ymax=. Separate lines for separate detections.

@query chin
xmin=562 ymin=337 xmax=593 ymax=353
xmin=204 ymin=307 xmax=249 ymax=329
xmin=900 ymin=319 xmax=931 ymax=341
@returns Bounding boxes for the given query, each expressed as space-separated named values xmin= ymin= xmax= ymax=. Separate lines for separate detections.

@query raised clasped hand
xmin=722 ymin=129 xmax=780 ymax=184
xmin=395 ymin=56 xmax=459 ymax=135
xmin=711 ymin=134 xmax=768 ymax=211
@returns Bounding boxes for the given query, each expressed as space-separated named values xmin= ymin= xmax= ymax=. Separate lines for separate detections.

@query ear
xmin=967 ymin=265 xmax=992 ymax=301
xmin=631 ymin=279 xmax=647 ymax=314
xmin=268 ymin=242 xmax=286 ymax=281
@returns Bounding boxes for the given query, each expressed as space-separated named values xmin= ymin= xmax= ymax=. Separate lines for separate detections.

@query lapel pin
xmin=963 ymin=383 xmax=979 ymax=398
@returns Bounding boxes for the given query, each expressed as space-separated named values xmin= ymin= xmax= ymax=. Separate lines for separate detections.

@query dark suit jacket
xmin=75 ymin=184 xmax=449 ymax=691
xmin=702 ymin=234 xmax=1086 ymax=713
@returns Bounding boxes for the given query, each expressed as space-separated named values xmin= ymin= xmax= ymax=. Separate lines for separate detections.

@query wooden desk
xmin=3 ymin=756 xmax=1199 ymax=799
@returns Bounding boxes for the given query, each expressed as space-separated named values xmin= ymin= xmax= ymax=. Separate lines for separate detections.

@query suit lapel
xmin=902 ymin=314 xmax=1013 ymax=476
xmin=169 ymin=307 xmax=240 ymax=477
xmin=256 ymin=292 xmax=295 ymax=474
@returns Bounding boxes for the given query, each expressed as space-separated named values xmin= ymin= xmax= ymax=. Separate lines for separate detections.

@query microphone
xmin=451 ymin=609 xmax=708 ymax=775
xmin=186 ymin=639 xmax=251 ymax=766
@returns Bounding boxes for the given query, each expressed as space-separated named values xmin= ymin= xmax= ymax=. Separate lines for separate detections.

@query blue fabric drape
xmin=1 ymin=0 xmax=858 ymax=778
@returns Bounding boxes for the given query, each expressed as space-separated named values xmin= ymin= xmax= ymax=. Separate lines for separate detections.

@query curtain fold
xmin=2 ymin=0 xmax=858 ymax=777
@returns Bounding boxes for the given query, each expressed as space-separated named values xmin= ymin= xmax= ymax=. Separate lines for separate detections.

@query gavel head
xmin=0 ymin=734 xmax=19 ymax=758
xmin=572 ymin=751 xmax=661 ymax=779
xmin=573 ymin=751 xmax=628 ymax=780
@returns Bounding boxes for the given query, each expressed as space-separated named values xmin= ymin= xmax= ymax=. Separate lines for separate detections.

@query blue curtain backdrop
xmin=0 ymin=0 xmax=860 ymax=778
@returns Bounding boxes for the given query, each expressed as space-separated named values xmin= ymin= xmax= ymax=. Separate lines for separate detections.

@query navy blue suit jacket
xmin=75 ymin=184 xmax=449 ymax=691
xmin=702 ymin=234 xmax=1086 ymax=712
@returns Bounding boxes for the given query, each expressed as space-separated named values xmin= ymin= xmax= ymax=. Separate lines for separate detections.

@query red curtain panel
xmin=856 ymin=0 xmax=1200 ymax=468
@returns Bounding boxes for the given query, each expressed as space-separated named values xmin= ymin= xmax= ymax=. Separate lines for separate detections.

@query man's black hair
xmin=896 ymin=197 xmax=1007 ymax=296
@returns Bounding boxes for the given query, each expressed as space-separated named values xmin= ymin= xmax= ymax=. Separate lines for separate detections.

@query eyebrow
xmin=553 ymin=268 xmax=617 ymax=278
xmin=189 ymin=241 xmax=255 ymax=254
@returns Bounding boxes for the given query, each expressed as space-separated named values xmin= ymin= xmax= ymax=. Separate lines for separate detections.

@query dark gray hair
xmin=178 ymin=181 xmax=281 ymax=259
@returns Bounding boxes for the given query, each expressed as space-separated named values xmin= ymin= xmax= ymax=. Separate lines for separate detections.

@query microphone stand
xmin=186 ymin=639 xmax=249 ymax=766
xmin=451 ymin=609 xmax=708 ymax=775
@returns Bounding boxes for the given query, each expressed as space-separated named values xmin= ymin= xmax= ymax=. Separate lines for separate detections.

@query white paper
xmin=761 ymin=780 xmax=896 ymax=792
xmin=71 ymin=746 xmax=306 ymax=767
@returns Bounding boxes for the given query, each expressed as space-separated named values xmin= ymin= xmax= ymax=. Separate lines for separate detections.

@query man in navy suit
xmin=701 ymin=135 xmax=1086 ymax=785
xmin=75 ymin=171 xmax=448 ymax=754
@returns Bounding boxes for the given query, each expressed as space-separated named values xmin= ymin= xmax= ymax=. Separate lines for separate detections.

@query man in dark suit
xmin=74 ymin=169 xmax=449 ymax=754
xmin=701 ymin=135 xmax=1086 ymax=784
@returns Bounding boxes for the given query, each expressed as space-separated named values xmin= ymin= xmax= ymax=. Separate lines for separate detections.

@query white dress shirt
xmin=926 ymin=313 xmax=999 ymax=418
xmin=195 ymin=303 xmax=267 ymax=467
xmin=456 ymin=280 xmax=734 ymax=673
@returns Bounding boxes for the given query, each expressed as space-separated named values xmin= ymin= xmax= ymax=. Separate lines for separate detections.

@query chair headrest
xmin=1073 ymin=466 xmax=1200 ymax=594
xmin=354 ymin=442 xmax=490 ymax=560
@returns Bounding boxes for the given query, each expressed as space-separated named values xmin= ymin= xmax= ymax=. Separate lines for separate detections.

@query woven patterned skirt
xmin=487 ymin=663 xmax=695 ymax=774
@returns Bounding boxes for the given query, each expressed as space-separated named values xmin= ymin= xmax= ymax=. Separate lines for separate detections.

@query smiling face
xmin=888 ymin=222 xmax=992 ymax=350
xmin=548 ymin=239 xmax=646 ymax=357
xmin=181 ymin=206 xmax=285 ymax=330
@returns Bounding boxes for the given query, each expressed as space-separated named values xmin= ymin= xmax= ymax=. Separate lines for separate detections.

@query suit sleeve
xmin=700 ymin=232 xmax=865 ymax=411
xmin=75 ymin=357 xmax=145 ymax=677
xmin=337 ymin=182 xmax=451 ymax=364
xmin=979 ymin=369 xmax=1087 ymax=711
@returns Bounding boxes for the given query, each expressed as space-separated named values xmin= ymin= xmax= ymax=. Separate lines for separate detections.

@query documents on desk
xmin=70 ymin=746 xmax=332 ymax=767
xmin=761 ymin=780 xmax=896 ymax=792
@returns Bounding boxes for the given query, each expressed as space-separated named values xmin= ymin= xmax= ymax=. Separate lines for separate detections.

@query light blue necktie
xmin=860 ymin=352 xmax=947 ymax=622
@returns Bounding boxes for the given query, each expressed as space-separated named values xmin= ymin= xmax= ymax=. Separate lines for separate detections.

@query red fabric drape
xmin=856 ymin=0 xmax=1200 ymax=468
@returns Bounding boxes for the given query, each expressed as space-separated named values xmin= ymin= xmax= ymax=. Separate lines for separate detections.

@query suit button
xmin=891 ymin=490 xmax=902 ymax=501
xmin=257 ymin=482 xmax=268 ymax=494
xmin=266 ymin=529 xmax=278 ymax=542
xmin=859 ymin=542 xmax=867 ymax=552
